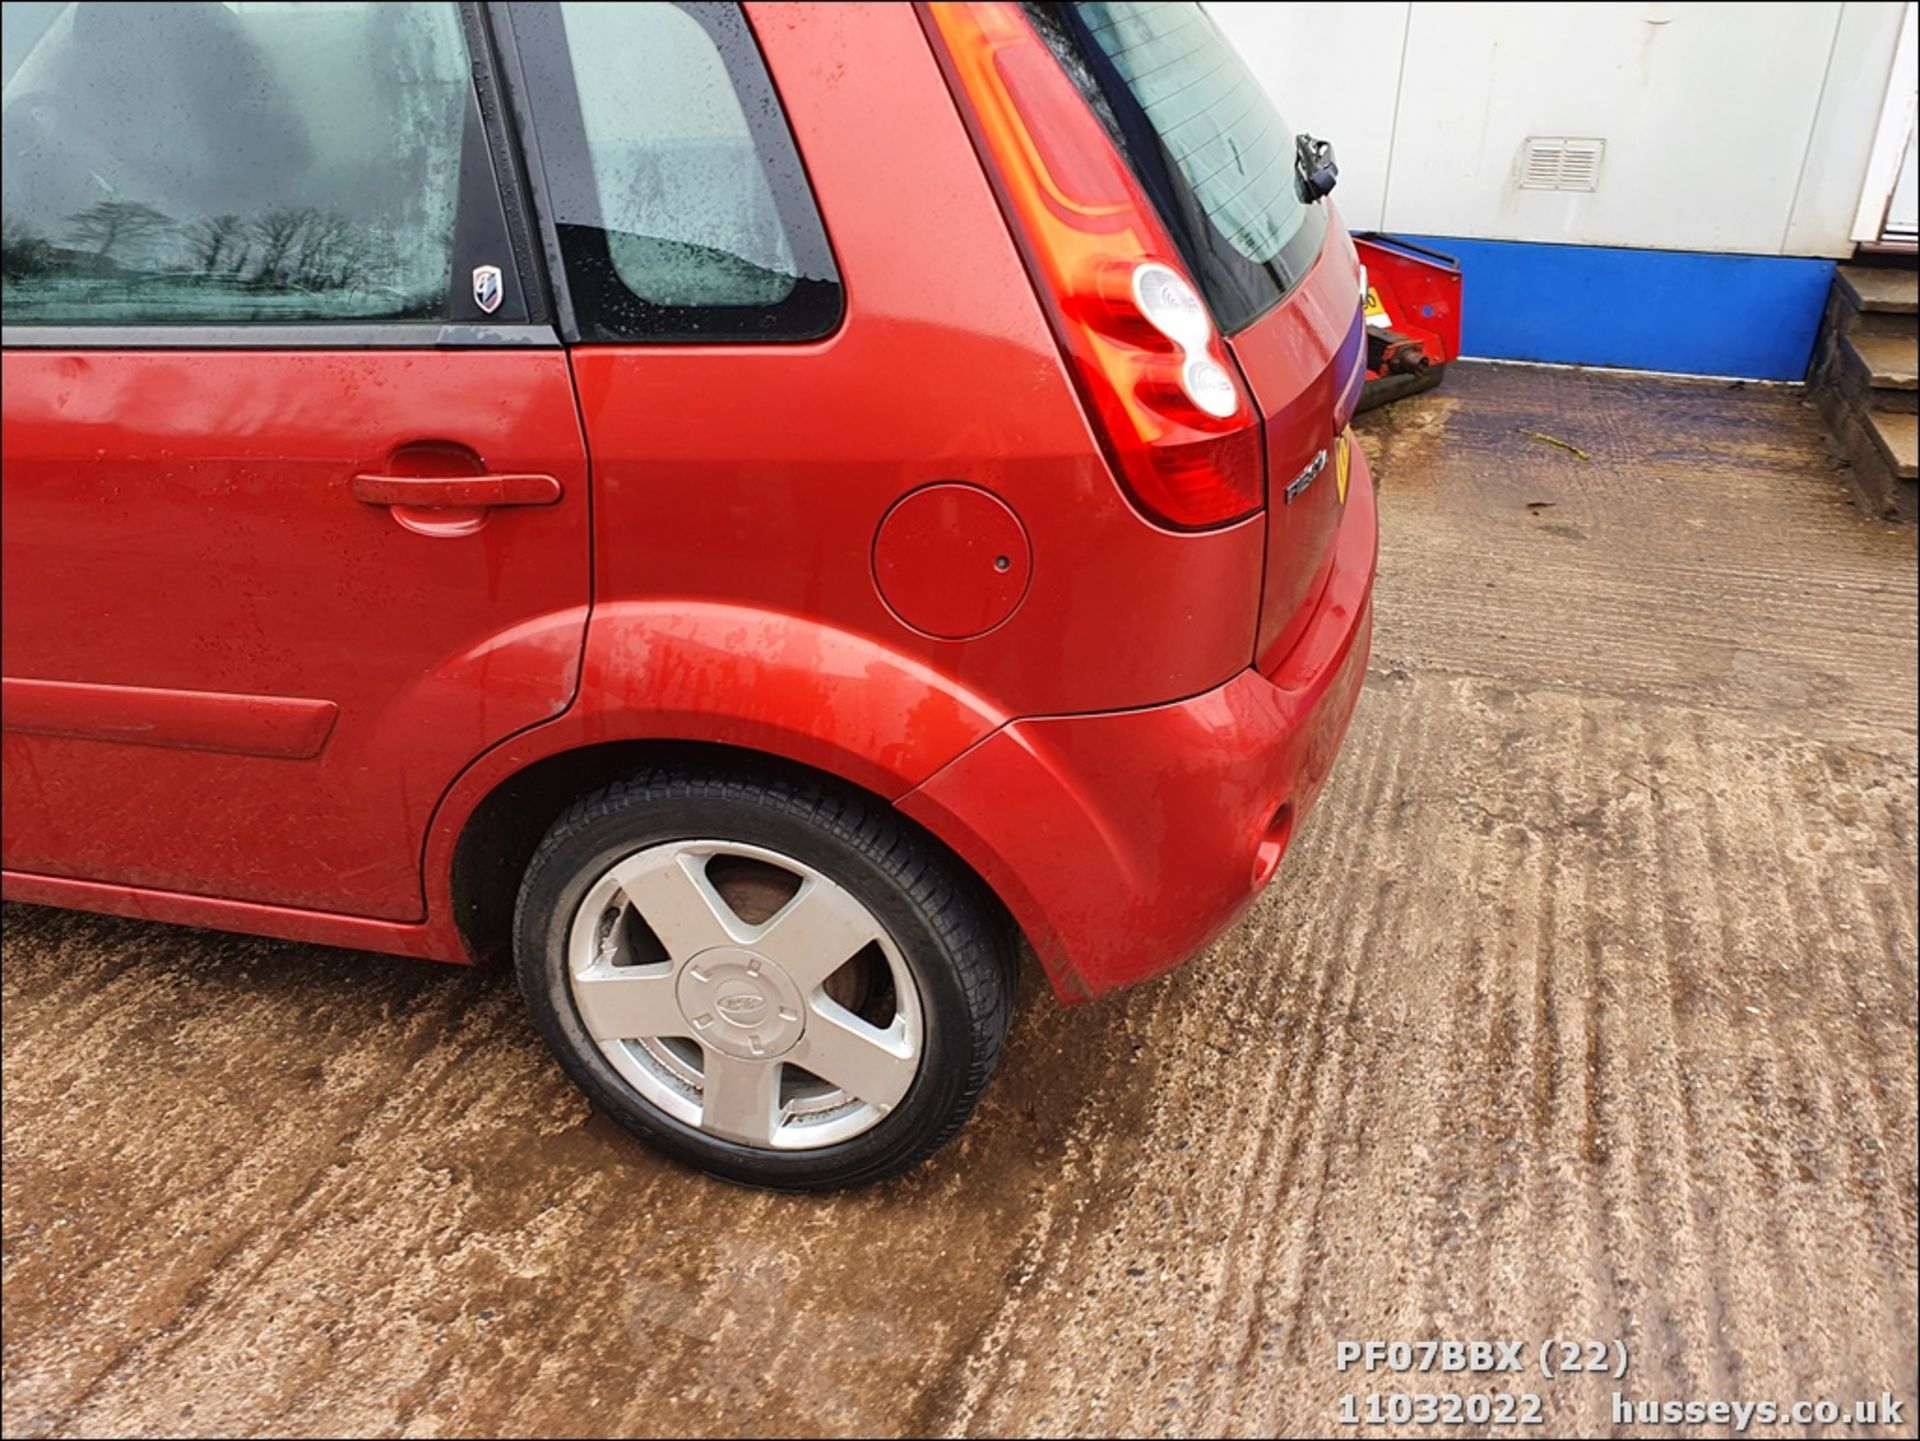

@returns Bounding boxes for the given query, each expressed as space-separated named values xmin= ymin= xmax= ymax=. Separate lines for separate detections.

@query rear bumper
xmin=899 ymin=443 xmax=1378 ymax=1001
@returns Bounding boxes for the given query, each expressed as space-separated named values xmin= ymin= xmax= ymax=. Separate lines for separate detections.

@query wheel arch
xmin=443 ymin=737 xmax=1027 ymax=976
xmin=421 ymin=600 xmax=1025 ymax=966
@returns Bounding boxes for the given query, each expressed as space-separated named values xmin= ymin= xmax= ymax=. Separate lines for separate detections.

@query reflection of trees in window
xmin=186 ymin=214 xmax=248 ymax=277
xmin=2 ymin=201 xmax=425 ymax=318
xmin=247 ymin=208 xmax=315 ymax=289
xmin=1 ymin=220 xmax=56 ymax=278
xmin=64 ymin=204 xmax=377 ymax=293
xmin=66 ymin=201 xmax=172 ymax=261
xmin=248 ymin=210 xmax=374 ymax=294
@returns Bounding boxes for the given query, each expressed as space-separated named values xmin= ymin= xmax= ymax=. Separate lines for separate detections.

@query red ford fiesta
xmin=0 ymin=0 xmax=1375 ymax=1187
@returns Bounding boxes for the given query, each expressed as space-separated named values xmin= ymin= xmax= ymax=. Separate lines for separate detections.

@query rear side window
xmin=1 ymin=2 xmax=474 ymax=325
xmin=509 ymin=1 xmax=841 ymax=342
xmin=1029 ymin=1 xmax=1328 ymax=333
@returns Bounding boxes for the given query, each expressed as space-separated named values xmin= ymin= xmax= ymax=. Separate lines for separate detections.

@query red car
xmin=1 ymin=0 xmax=1375 ymax=1188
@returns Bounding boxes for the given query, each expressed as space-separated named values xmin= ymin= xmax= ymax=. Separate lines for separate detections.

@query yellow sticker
xmin=1335 ymin=429 xmax=1352 ymax=504
xmin=1363 ymin=286 xmax=1389 ymax=326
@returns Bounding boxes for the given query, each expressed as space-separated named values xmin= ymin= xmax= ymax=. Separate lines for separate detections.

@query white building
xmin=1214 ymin=0 xmax=1919 ymax=378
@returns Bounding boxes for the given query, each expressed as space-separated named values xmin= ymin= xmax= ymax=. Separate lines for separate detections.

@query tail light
xmin=925 ymin=1 xmax=1263 ymax=530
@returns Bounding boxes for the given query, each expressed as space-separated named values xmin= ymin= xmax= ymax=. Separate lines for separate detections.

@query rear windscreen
xmin=1027 ymin=1 xmax=1328 ymax=333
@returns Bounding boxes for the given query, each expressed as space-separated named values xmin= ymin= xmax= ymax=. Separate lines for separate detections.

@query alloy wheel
xmin=565 ymin=839 xmax=924 ymax=1150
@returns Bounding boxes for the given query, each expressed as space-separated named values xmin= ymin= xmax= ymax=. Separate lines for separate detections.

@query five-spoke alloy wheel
xmin=568 ymin=839 xmax=923 ymax=1149
xmin=514 ymin=766 xmax=1013 ymax=1189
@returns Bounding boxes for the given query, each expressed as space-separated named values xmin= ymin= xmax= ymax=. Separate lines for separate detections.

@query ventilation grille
xmin=1519 ymin=137 xmax=1605 ymax=192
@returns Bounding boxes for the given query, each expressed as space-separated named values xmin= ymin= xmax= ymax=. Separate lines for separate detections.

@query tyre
xmin=512 ymin=764 xmax=1014 ymax=1189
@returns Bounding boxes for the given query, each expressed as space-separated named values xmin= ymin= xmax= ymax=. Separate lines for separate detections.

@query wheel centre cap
xmin=676 ymin=947 xmax=806 ymax=1060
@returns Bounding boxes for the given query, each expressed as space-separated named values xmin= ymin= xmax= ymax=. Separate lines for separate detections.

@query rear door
xmin=1036 ymin=2 xmax=1366 ymax=670
xmin=0 ymin=1 xmax=589 ymax=920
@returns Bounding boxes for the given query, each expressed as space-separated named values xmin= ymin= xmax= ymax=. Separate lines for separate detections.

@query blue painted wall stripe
xmin=1397 ymin=235 xmax=1836 ymax=382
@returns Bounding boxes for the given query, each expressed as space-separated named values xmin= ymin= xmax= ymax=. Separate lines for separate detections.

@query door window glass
xmin=515 ymin=1 xmax=841 ymax=342
xmin=1 ymin=2 xmax=471 ymax=324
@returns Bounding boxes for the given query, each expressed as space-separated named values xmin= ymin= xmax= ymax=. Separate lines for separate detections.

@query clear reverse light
xmin=1131 ymin=262 xmax=1237 ymax=419
xmin=1131 ymin=262 xmax=1212 ymax=349
xmin=1181 ymin=356 xmax=1239 ymax=419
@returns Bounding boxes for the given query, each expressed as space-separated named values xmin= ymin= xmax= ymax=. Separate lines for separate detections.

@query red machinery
xmin=1353 ymin=234 xmax=1463 ymax=411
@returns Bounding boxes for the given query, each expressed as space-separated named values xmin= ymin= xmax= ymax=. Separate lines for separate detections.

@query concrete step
xmin=1844 ymin=330 xmax=1918 ymax=390
xmin=1837 ymin=264 xmax=1918 ymax=314
xmin=1817 ymin=385 xmax=1920 ymax=522
xmin=1809 ymin=266 xmax=1918 ymax=520
xmin=1866 ymin=408 xmax=1918 ymax=480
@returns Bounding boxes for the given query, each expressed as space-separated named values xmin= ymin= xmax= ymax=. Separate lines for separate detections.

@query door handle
xmin=351 ymin=473 xmax=562 ymax=508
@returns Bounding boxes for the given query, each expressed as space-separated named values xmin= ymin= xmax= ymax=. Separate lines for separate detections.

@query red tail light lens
xmin=926 ymin=1 xmax=1264 ymax=530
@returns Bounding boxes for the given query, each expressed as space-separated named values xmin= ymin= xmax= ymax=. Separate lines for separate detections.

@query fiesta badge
xmin=471 ymin=263 xmax=504 ymax=315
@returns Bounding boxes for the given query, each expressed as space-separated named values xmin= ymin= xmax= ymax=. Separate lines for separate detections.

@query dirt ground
xmin=3 ymin=362 xmax=1916 ymax=1439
